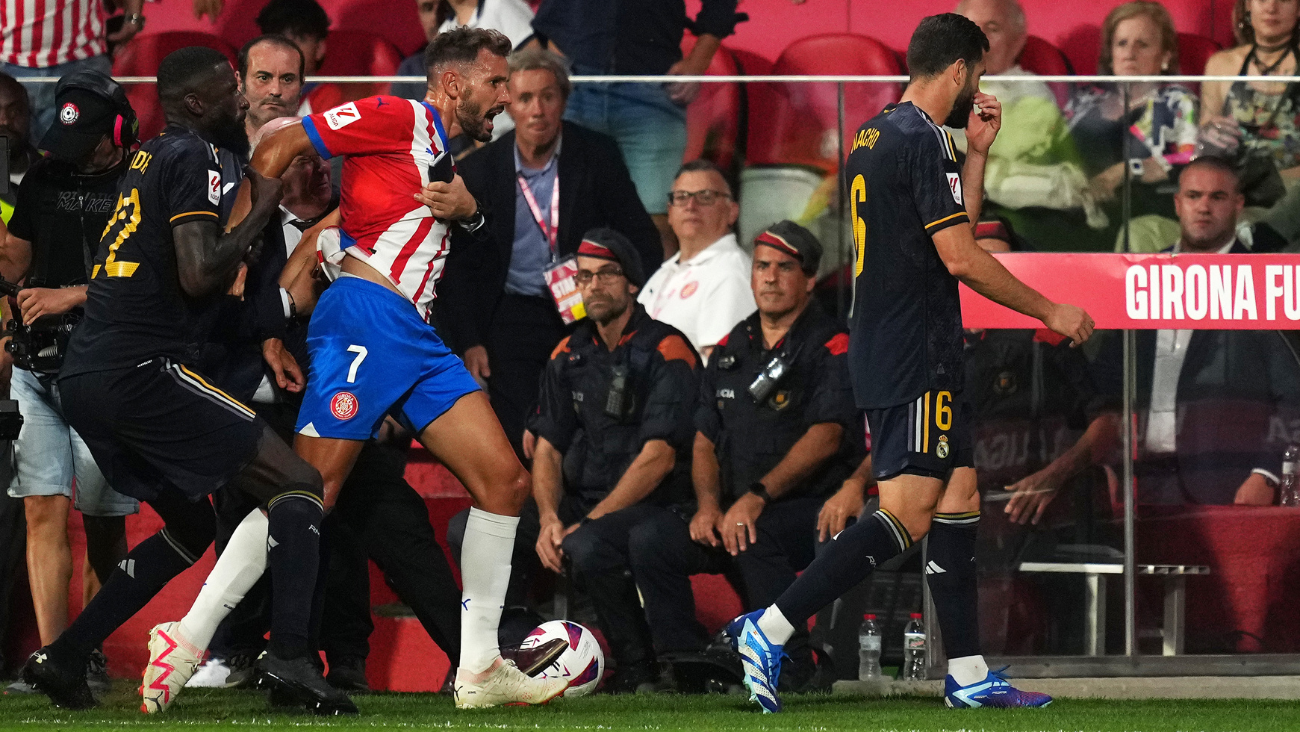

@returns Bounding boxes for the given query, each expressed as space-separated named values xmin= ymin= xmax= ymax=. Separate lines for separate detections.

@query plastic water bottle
xmin=901 ymin=612 xmax=927 ymax=681
xmin=857 ymin=614 xmax=882 ymax=680
xmin=1282 ymin=445 xmax=1300 ymax=507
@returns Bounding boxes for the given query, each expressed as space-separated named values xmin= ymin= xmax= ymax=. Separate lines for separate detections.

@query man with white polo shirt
xmin=639 ymin=160 xmax=755 ymax=363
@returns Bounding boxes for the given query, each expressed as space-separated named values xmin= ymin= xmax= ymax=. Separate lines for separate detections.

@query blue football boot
xmin=724 ymin=610 xmax=785 ymax=713
xmin=944 ymin=667 xmax=1053 ymax=708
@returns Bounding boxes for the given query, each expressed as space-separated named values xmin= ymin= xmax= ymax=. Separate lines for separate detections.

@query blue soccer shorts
xmin=296 ymin=276 xmax=481 ymax=440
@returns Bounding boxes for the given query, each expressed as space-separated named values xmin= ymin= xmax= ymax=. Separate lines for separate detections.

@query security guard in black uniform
xmin=631 ymin=221 xmax=864 ymax=692
xmin=525 ymin=228 xmax=700 ymax=693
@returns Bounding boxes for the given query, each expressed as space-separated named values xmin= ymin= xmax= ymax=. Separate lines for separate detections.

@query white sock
xmin=177 ymin=510 xmax=269 ymax=651
xmin=756 ymin=604 xmax=796 ymax=646
xmin=459 ymin=507 xmax=519 ymax=674
xmin=946 ymin=654 xmax=989 ymax=686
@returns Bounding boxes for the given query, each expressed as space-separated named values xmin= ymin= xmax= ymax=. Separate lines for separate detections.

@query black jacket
xmin=437 ymin=122 xmax=661 ymax=352
xmin=533 ymin=305 xmax=698 ymax=508
xmin=698 ymin=303 xmax=863 ymax=504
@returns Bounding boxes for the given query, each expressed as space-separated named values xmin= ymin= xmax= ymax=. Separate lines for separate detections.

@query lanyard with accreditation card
xmin=520 ymin=173 xmax=585 ymax=323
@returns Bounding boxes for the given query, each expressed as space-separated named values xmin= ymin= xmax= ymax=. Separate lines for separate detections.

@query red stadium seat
xmin=746 ymin=33 xmax=903 ymax=172
xmin=682 ymin=37 xmax=743 ymax=172
xmin=1015 ymin=35 xmax=1074 ymax=108
xmin=1178 ymin=32 xmax=1223 ymax=76
xmin=305 ymin=29 xmax=406 ymax=111
xmin=112 ymin=32 xmax=238 ymax=141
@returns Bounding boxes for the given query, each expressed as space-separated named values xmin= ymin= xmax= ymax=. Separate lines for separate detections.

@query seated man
xmin=1009 ymin=156 xmax=1300 ymax=512
xmin=527 ymin=229 xmax=698 ymax=692
xmin=634 ymin=221 xmax=863 ymax=692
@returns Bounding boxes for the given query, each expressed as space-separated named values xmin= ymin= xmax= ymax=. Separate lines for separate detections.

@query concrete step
xmin=833 ymin=676 xmax=1300 ymax=700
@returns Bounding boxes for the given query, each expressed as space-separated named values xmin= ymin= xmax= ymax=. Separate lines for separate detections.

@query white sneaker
xmin=141 ymin=622 xmax=203 ymax=713
xmin=453 ymin=658 xmax=571 ymax=709
xmin=185 ymin=657 xmax=231 ymax=688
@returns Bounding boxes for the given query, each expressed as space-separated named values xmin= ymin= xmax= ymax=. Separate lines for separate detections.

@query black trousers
xmin=211 ymin=432 xmax=461 ymax=666
xmin=449 ymin=499 xmax=686 ymax=670
xmin=631 ymin=496 xmax=824 ymax=679
xmin=0 ymin=473 xmax=24 ymax=673
xmin=484 ymin=295 xmax=568 ymax=460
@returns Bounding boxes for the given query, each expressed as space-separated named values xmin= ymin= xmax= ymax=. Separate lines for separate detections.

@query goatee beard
xmin=456 ymin=98 xmax=493 ymax=143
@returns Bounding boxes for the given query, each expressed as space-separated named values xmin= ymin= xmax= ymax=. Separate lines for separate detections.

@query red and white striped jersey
xmin=301 ymin=96 xmax=452 ymax=320
xmin=1 ymin=0 xmax=106 ymax=68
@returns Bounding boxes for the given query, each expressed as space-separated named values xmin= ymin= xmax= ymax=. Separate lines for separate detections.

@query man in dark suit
xmin=439 ymin=48 xmax=661 ymax=459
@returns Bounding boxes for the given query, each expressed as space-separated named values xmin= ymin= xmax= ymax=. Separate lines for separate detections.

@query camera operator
xmin=0 ymin=72 xmax=139 ymax=694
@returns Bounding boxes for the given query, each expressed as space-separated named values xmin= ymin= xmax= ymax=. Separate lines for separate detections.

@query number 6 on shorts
xmin=346 ymin=345 xmax=367 ymax=383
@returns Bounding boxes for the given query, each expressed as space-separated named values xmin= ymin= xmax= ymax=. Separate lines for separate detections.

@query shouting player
xmin=169 ymin=28 xmax=569 ymax=709
xmin=728 ymin=14 xmax=1094 ymax=712
xmin=22 ymin=48 xmax=353 ymax=715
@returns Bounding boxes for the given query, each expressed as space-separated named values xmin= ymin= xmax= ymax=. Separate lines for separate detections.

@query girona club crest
xmin=330 ymin=391 xmax=359 ymax=420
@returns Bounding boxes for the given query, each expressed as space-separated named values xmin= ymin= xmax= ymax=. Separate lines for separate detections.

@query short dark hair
xmin=424 ymin=27 xmax=512 ymax=73
xmin=158 ymin=46 xmax=231 ymax=103
xmin=673 ymin=159 xmax=732 ymax=196
xmin=1182 ymin=155 xmax=1243 ymax=193
xmin=508 ymin=48 xmax=571 ymax=99
xmin=256 ymin=0 xmax=330 ymax=41
xmin=238 ymin=35 xmax=304 ymax=82
xmin=906 ymin=13 xmax=989 ymax=81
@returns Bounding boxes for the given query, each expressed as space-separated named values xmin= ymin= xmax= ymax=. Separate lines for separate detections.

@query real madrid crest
xmin=936 ymin=434 xmax=949 ymax=459
xmin=769 ymin=390 xmax=790 ymax=410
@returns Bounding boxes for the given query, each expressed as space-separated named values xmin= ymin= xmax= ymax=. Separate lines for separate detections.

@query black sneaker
xmin=224 ymin=652 xmax=260 ymax=689
xmin=325 ymin=656 xmax=369 ymax=694
xmin=501 ymin=638 xmax=569 ymax=677
xmin=257 ymin=651 xmax=357 ymax=716
xmin=22 ymin=647 xmax=96 ymax=710
xmin=86 ymin=649 xmax=111 ymax=695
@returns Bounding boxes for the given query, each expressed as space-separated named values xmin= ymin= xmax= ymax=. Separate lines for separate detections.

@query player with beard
xmin=727 ymin=14 xmax=1095 ymax=713
xmin=23 ymin=47 xmax=350 ymax=715
xmin=209 ymin=27 xmax=570 ymax=709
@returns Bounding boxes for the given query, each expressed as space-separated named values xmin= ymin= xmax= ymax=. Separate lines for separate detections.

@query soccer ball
xmin=521 ymin=620 xmax=604 ymax=697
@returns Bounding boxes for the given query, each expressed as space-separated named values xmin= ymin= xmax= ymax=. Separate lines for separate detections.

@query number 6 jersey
xmin=846 ymin=102 xmax=971 ymax=410
xmin=62 ymin=125 xmax=234 ymax=377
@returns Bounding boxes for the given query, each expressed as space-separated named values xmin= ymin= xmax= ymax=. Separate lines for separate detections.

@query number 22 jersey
xmin=62 ymin=125 xmax=233 ymax=377
xmin=847 ymin=102 xmax=971 ymax=410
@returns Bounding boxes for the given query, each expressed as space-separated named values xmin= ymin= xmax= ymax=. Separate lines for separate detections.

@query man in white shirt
xmin=638 ymin=160 xmax=755 ymax=362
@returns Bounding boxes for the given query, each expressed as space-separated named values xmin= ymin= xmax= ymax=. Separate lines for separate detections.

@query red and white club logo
xmin=59 ymin=102 xmax=79 ymax=125
xmin=330 ymin=391 xmax=359 ymax=420
xmin=680 ymin=281 xmax=699 ymax=299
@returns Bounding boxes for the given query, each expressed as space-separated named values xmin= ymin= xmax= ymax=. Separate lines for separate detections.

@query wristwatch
xmin=748 ymin=481 xmax=773 ymax=504
xmin=458 ymin=209 xmax=487 ymax=233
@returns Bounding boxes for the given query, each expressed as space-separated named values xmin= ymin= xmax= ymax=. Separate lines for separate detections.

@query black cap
xmin=754 ymin=220 xmax=822 ymax=275
xmin=577 ymin=227 xmax=646 ymax=286
xmin=39 ymin=87 xmax=120 ymax=162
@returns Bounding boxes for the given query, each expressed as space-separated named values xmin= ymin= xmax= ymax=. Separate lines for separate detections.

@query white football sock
xmin=177 ymin=510 xmax=269 ymax=651
xmin=946 ymin=654 xmax=989 ymax=686
xmin=756 ymin=604 xmax=796 ymax=646
xmin=459 ymin=507 xmax=519 ymax=674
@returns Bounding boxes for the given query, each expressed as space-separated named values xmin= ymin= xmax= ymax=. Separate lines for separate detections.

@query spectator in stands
xmin=439 ymin=48 xmax=661 ymax=460
xmin=633 ymin=222 xmax=861 ymax=692
xmin=256 ymin=0 xmax=331 ymax=114
xmin=530 ymin=0 xmax=745 ymax=255
xmin=638 ymin=160 xmax=753 ymax=363
xmin=1017 ymin=158 xmax=1300 ymax=509
xmin=528 ymin=229 xmax=698 ymax=692
xmin=1066 ymin=1 xmax=1198 ymax=254
xmin=237 ymin=36 xmax=305 ymax=145
xmin=0 ymin=74 xmax=35 ymax=224
xmin=953 ymin=0 xmax=1101 ymax=252
xmin=393 ymin=0 xmax=535 ymax=103
xmin=0 ymin=0 xmax=144 ymax=137
xmin=1203 ymin=0 xmax=1300 ymax=245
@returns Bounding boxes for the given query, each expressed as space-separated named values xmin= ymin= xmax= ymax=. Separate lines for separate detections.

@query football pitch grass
xmin=0 ymin=684 xmax=1295 ymax=732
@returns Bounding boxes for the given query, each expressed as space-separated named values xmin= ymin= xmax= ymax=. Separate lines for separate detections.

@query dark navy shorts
xmin=866 ymin=390 xmax=974 ymax=482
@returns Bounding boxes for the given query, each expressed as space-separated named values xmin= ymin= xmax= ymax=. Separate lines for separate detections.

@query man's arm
xmin=961 ymin=91 xmax=1001 ymax=227
xmin=0 ymin=231 xmax=31 ymax=283
xmin=932 ymin=224 xmax=1093 ymax=345
xmin=690 ymin=431 xmax=724 ymax=547
xmin=228 ymin=124 xmax=317 ymax=229
xmin=175 ymin=168 xmax=282 ymax=298
xmin=1004 ymin=413 xmax=1118 ymax=524
xmin=584 ymin=439 xmax=676 ymax=521
xmin=533 ymin=436 xmax=568 ymax=573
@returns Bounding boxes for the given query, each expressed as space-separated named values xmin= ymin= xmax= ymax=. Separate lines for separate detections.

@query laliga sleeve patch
xmin=946 ymin=172 xmax=963 ymax=205
xmin=330 ymin=391 xmax=359 ymax=420
xmin=324 ymin=102 xmax=361 ymax=130
xmin=207 ymin=170 xmax=221 ymax=205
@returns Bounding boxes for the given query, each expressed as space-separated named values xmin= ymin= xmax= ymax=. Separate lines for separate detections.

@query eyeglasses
xmin=575 ymin=268 xmax=626 ymax=286
xmin=667 ymin=189 xmax=731 ymax=207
